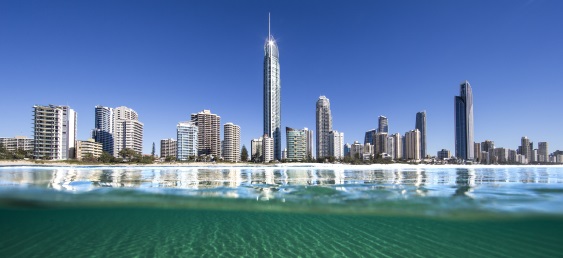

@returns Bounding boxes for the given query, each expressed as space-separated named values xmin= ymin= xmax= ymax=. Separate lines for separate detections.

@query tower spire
xmin=268 ymin=12 xmax=271 ymax=41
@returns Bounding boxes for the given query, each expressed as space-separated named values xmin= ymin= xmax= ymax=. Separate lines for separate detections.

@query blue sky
xmin=1 ymin=0 xmax=562 ymax=156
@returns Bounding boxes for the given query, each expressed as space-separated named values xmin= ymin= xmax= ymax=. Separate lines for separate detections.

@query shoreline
xmin=1 ymin=160 xmax=562 ymax=169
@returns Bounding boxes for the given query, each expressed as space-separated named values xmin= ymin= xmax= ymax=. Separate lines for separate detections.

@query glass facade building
xmin=454 ymin=81 xmax=474 ymax=160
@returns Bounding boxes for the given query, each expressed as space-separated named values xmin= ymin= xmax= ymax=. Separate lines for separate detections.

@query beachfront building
xmin=454 ymin=80 xmax=474 ymax=160
xmin=75 ymin=139 xmax=102 ymax=161
xmin=364 ymin=129 xmax=376 ymax=145
xmin=391 ymin=133 xmax=402 ymax=160
xmin=0 ymin=136 xmax=33 ymax=152
xmin=350 ymin=141 xmax=363 ymax=159
xmin=264 ymin=16 xmax=282 ymax=161
xmin=538 ymin=142 xmax=549 ymax=163
xmin=92 ymin=106 xmax=114 ymax=155
xmin=191 ymin=110 xmax=221 ymax=159
xmin=113 ymin=106 xmax=143 ymax=157
xmin=316 ymin=96 xmax=332 ymax=159
xmin=251 ymin=137 xmax=263 ymax=161
xmin=177 ymin=121 xmax=198 ymax=161
xmin=160 ymin=138 xmax=177 ymax=160
xmin=223 ymin=123 xmax=241 ymax=162
xmin=415 ymin=111 xmax=427 ymax=158
xmin=374 ymin=132 xmax=388 ymax=158
xmin=286 ymin=127 xmax=308 ymax=161
xmin=405 ymin=129 xmax=421 ymax=161
xmin=262 ymin=135 xmax=274 ymax=163
xmin=328 ymin=130 xmax=344 ymax=159
xmin=33 ymin=105 xmax=76 ymax=160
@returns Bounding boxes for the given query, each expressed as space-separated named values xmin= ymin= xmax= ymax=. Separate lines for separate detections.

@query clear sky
xmin=1 ymin=0 xmax=562 ymax=156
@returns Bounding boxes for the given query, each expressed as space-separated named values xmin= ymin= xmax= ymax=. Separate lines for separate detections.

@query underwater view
xmin=1 ymin=165 xmax=563 ymax=257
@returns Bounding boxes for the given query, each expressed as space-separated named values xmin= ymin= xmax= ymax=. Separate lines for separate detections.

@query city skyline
xmin=1 ymin=1 xmax=562 ymax=155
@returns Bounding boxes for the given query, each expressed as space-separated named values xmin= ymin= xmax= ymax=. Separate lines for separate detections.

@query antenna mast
xmin=268 ymin=12 xmax=271 ymax=41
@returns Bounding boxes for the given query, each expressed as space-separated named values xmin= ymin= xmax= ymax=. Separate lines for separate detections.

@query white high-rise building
xmin=316 ymin=96 xmax=332 ymax=159
xmin=113 ymin=106 xmax=143 ymax=157
xmin=177 ymin=122 xmax=198 ymax=161
xmin=33 ymin=105 xmax=76 ymax=160
xmin=405 ymin=129 xmax=421 ymax=161
xmin=387 ymin=135 xmax=395 ymax=160
xmin=328 ymin=130 xmax=344 ymax=159
xmin=223 ymin=123 xmax=241 ymax=162
xmin=262 ymin=134 xmax=274 ymax=163
xmin=391 ymin=133 xmax=402 ymax=160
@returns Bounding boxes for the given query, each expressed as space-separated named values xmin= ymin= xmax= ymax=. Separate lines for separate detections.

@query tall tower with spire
xmin=264 ymin=13 xmax=282 ymax=160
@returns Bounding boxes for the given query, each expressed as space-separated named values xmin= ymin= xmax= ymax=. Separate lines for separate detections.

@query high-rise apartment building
xmin=304 ymin=128 xmax=314 ymax=159
xmin=374 ymin=132 xmax=388 ymax=157
xmin=177 ymin=122 xmax=198 ymax=161
xmin=538 ymin=142 xmax=548 ymax=163
xmin=415 ymin=111 xmax=427 ymax=158
xmin=92 ymin=106 xmax=114 ymax=155
xmin=520 ymin=137 xmax=531 ymax=163
xmin=251 ymin=137 xmax=263 ymax=161
xmin=405 ymin=129 xmax=421 ymax=161
xmin=454 ymin=80 xmax=474 ymax=160
xmin=286 ymin=127 xmax=308 ymax=161
xmin=378 ymin=116 xmax=388 ymax=133
xmin=33 ymin=105 xmax=76 ymax=160
xmin=113 ymin=106 xmax=143 ymax=157
xmin=391 ymin=133 xmax=402 ymax=160
xmin=328 ymin=130 xmax=344 ymax=159
xmin=316 ymin=96 xmax=332 ymax=159
xmin=191 ymin=110 xmax=221 ymax=158
xmin=474 ymin=142 xmax=482 ymax=163
xmin=387 ymin=135 xmax=395 ymax=160
xmin=262 ymin=134 xmax=274 ymax=163
xmin=264 ymin=14 xmax=282 ymax=161
xmin=160 ymin=138 xmax=177 ymax=159
xmin=223 ymin=123 xmax=241 ymax=162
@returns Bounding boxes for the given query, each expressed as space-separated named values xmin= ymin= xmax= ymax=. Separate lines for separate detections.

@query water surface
xmin=1 ymin=166 xmax=562 ymax=257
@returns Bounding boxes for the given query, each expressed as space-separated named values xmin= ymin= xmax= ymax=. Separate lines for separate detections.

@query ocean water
xmin=1 ymin=166 xmax=563 ymax=257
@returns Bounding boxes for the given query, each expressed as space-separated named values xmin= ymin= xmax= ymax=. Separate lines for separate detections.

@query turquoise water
xmin=1 ymin=166 xmax=563 ymax=257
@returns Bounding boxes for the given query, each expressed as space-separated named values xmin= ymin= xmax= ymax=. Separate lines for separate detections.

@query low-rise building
xmin=75 ymin=139 xmax=102 ymax=161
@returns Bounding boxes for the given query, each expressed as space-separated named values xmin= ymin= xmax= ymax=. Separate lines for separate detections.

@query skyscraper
xmin=316 ymin=96 xmax=332 ymax=158
xmin=538 ymin=142 xmax=548 ymax=163
xmin=92 ymin=105 xmax=114 ymax=154
xmin=176 ymin=122 xmax=198 ymax=161
xmin=454 ymin=80 xmax=474 ymax=160
xmin=113 ymin=106 xmax=143 ymax=156
xmin=223 ymin=123 xmax=241 ymax=162
xmin=415 ymin=111 xmax=427 ymax=158
xmin=191 ymin=110 xmax=221 ymax=158
xmin=264 ymin=14 xmax=282 ymax=161
xmin=364 ymin=129 xmax=376 ymax=145
xmin=520 ymin=137 xmax=531 ymax=163
xmin=33 ymin=105 xmax=76 ymax=160
xmin=378 ymin=116 xmax=388 ymax=133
